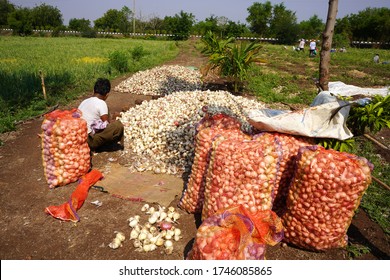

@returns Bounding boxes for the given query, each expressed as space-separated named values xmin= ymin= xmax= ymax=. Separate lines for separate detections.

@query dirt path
xmin=0 ymin=38 xmax=389 ymax=261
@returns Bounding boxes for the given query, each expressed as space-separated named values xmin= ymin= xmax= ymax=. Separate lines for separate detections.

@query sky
xmin=9 ymin=0 xmax=390 ymax=25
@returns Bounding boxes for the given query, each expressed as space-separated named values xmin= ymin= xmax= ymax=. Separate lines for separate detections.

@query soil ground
xmin=0 ymin=39 xmax=389 ymax=261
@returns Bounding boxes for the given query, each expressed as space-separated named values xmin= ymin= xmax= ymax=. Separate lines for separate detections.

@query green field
xmin=247 ymin=44 xmax=390 ymax=105
xmin=0 ymin=36 xmax=179 ymax=132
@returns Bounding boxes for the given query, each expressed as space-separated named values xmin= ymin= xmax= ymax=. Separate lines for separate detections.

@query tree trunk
xmin=319 ymin=0 xmax=338 ymax=91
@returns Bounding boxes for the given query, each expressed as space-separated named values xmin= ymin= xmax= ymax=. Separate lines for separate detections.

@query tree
xmin=247 ymin=1 xmax=298 ymax=42
xmin=30 ymin=3 xmax=63 ymax=29
xmin=269 ymin=3 xmax=299 ymax=44
xmin=348 ymin=7 xmax=390 ymax=42
xmin=334 ymin=17 xmax=352 ymax=47
xmin=145 ymin=15 xmax=164 ymax=34
xmin=7 ymin=7 xmax=33 ymax=36
xmin=94 ymin=7 xmax=132 ymax=33
xmin=192 ymin=15 xmax=219 ymax=36
xmin=68 ymin=18 xmax=91 ymax=31
xmin=298 ymin=15 xmax=324 ymax=40
xmin=0 ymin=0 xmax=15 ymax=26
xmin=163 ymin=11 xmax=195 ymax=40
xmin=319 ymin=0 xmax=338 ymax=91
xmin=246 ymin=1 xmax=273 ymax=36
xmin=225 ymin=21 xmax=250 ymax=38
xmin=68 ymin=18 xmax=95 ymax=38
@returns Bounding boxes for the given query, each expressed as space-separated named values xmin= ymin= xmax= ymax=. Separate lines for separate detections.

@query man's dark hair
xmin=94 ymin=78 xmax=111 ymax=96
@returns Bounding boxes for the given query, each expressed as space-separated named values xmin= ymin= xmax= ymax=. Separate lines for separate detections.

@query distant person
xmin=78 ymin=78 xmax=124 ymax=152
xmin=298 ymin=39 xmax=305 ymax=51
xmin=309 ymin=40 xmax=317 ymax=57
xmin=373 ymin=54 xmax=380 ymax=63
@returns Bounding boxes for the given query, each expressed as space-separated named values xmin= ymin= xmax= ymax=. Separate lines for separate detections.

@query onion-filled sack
xmin=41 ymin=109 xmax=91 ymax=188
xmin=254 ymin=133 xmax=314 ymax=216
xmin=282 ymin=145 xmax=373 ymax=251
xmin=178 ymin=113 xmax=250 ymax=213
xmin=187 ymin=205 xmax=284 ymax=260
xmin=201 ymin=134 xmax=282 ymax=220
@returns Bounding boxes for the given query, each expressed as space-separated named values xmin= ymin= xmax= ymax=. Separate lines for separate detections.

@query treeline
xmin=1 ymin=0 xmax=389 ymax=46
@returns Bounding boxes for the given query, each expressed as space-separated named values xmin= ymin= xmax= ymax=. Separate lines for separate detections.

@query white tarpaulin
xmin=248 ymin=97 xmax=353 ymax=140
xmin=329 ymin=81 xmax=389 ymax=97
xmin=248 ymin=82 xmax=389 ymax=140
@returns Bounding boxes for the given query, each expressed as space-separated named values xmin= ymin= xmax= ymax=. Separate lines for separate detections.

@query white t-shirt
xmin=310 ymin=41 xmax=316 ymax=50
xmin=78 ymin=97 xmax=108 ymax=134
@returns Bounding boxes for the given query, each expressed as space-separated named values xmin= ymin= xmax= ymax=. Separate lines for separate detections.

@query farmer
xmin=78 ymin=78 xmax=124 ymax=152
xmin=309 ymin=39 xmax=317 ymax=57
xmin=298 ymin=39 xmax=305 ymax=51
xmin=373 ymin=54 xmax=380 ymax=63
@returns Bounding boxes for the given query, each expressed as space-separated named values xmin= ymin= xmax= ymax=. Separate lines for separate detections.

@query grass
xmin=0 ymin=36 xmax=179 ymax=133
xmin=352 ymin=137 xmax=390 ymax=235
xmin=246 ymin=43 xmax=390 ymax=105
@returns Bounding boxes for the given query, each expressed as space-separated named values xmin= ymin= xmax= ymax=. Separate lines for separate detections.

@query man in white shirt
xmin=298 ymin=39 xmax=305 ymax=51
xmin=78 ymin=78 xmax=124 ymax=151
xmin=309 ymin=40 xmax=317 ymax=57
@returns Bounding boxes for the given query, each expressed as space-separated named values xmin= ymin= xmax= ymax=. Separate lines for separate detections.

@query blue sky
xmin=9 ymin=0 xmax=390 ymax=25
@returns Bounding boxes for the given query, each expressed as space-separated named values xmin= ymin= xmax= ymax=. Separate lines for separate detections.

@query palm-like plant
xmin=201 ymin=31 xmax=264 ymax=92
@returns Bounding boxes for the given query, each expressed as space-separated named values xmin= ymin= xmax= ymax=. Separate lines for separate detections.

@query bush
xmin=108 ymin=50 xmax=129 ymax=73
xmin=130 ymin=45 xmax=149 ymax=62
xmin=201 ymin=31 xmax=264 ymax=92
xmin=81 ymin=27 xmax=97 ymax=38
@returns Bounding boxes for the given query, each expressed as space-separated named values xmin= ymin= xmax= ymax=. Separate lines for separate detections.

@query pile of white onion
xmin=282 ymin=145 xmax=373 ymax=251
xmin=40 ymin=109 xmax=91 ymax=188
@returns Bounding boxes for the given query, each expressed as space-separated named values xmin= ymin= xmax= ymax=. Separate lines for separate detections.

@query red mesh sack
xmin=41 ymin=109 xmax=90 ymax=188
xmin=201 ymin=134 xmax=282 ymax=220
xmin=187 ymin=205 xmax=284 ymax=260
xmin=178 ymin=113 xmax=250 ymax=213
xmin=253 ymin=133 xmax=314 ymax=215
xmin=282 ymin=145 xmax=373 ymax=251
xmin=45 ymin=169 xmax=104 ymax=222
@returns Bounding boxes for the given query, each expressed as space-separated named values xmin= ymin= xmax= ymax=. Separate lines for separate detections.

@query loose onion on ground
xmin=281 ymin=145 xmax=373 ymax=251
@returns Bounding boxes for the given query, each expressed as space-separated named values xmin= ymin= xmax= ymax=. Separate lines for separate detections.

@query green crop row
xmin=0 ymin=36 xmax=179 ymax=133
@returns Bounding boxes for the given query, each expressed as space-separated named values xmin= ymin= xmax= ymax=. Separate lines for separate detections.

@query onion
xmin=187 ymin=206 xmax=283 ymax=260
xmin=178 ymin=113 xmax=250 ymax=213
xmin=158 ymin=221 xmax=173 ymax=230
xmin=41 ymin=109 xmax=91 ymax=188
xmin=202 ymin=132 xmax=285 ymax=220
xmin=281 ymin=145 xmax=373 ymax=251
